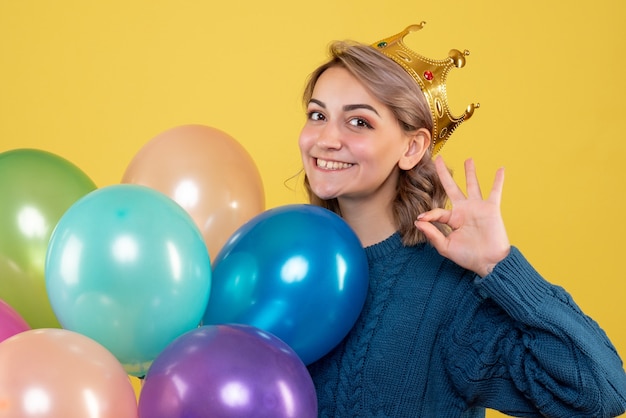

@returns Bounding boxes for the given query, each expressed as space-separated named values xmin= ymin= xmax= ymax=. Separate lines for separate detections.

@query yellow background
xmin=1 ymin=1 xmax=624 ymax=416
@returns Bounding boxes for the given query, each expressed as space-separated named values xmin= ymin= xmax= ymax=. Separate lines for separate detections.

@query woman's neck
xmin=338 ymin=197 xmax=397 ymax=247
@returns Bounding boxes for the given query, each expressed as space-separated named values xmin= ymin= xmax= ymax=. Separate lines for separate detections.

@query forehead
xmin=312 ymin=66 xmax=381 ymax=105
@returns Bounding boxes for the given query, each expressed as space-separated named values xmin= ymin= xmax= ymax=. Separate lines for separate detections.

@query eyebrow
xmin=309 ymin=99 xmax=380 ymax=117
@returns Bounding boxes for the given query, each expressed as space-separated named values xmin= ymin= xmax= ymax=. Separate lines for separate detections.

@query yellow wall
xmin=1 ymin=1 xmax=624 ymax=416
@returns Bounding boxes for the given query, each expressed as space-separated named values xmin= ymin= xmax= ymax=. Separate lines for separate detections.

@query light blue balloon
xmin=45 ymin=184 xmax=212 ymax=376
xmin=203 ymin=204 xmax=368 ymax=365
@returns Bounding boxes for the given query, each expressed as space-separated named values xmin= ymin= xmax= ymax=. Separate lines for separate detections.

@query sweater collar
xmin=364 ymin=232 xmax=404 ymax=261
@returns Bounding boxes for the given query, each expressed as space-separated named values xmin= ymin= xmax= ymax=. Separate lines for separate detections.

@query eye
xmin=348 ymin=117 xmax=372 ymax=129
xmin=307 ymin=111 xmax=325 ymax=122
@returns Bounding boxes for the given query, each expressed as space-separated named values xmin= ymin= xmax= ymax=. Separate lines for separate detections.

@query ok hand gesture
xmin=415 ymin=156 xmax=510 ymax=277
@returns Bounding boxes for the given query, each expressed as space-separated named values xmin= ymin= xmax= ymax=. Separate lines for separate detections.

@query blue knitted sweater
xmin=307 ymin=233 xmax=626 ymax=417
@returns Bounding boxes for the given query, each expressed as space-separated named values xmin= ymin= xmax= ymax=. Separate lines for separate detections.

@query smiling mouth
xmin=316 ymin=158 xmax=353 ymax=170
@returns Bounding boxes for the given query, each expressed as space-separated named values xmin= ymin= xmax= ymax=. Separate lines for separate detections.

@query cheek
xmin=298 ymin=127 xmax=315 ymax=153
xmin=347 ymin=141 xmax=374 ymax=162
xmin=298 ymin=133 xmax=311 ymax=170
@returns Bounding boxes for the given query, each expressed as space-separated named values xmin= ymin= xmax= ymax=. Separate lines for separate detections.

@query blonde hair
xmin=302 ymin=41 xmax=450 ymax=246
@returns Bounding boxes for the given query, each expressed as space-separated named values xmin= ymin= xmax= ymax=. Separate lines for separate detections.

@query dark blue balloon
xmin=203 ymin=204 xmax=368 ymax=365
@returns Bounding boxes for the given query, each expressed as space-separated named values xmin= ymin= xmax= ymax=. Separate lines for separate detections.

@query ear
xmin=398 ymin=128 xmax=431 ymax=170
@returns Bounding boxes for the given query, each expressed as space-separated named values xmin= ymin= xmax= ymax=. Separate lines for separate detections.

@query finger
xmin=464 ymin=158 xmax=483 ymax=200
xmin=416 ymin=208 xmax=452 ymax=225
xmin=435 ymin=155 xmax=466 ymax=201
xmin=487 ymin=166 xmax=505 ymax=205
xmin=415 ymin=220 xmax=448 ymax=255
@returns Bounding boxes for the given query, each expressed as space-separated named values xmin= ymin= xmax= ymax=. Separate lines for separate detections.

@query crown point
xmin=406 ymin=22 xmax=426 ymax=33
xmin=464 ymin=103 xmax=480 ymax=120
xmin=449 ymin=49 xmax=467 ymax=68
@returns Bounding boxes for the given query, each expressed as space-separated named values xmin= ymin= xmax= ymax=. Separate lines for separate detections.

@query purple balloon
xmin=138 ymin=324 xmax=317 ymax=418
xmin=0 ymin=298 xmax=30 ymax=343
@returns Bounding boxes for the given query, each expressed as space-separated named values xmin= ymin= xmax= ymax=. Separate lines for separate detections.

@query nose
xmin=315 ymin=121 xmax=342 ymax=150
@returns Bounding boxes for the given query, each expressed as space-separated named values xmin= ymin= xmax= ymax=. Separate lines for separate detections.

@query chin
xmin=309 ymin=185 xmax=340 ymax=201
xmin=312 ymin=191 xmax=338 ymax=201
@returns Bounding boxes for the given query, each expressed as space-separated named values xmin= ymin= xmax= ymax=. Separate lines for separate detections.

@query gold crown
xmin=372 ymin=22 xmax=479 ymax=154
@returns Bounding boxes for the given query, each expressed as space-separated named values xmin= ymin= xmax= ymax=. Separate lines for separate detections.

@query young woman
xmin=298 ymin=30 xmax=626 ymax=417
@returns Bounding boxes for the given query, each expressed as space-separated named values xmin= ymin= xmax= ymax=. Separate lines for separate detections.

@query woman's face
xmin=299 ymin=66 xmax=413 ymax=205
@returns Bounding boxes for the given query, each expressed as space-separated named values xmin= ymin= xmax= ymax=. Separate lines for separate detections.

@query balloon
xmin=122 ymin=124 xmax=265 ymax=261
xmin=45 ymin=184 xmax=212 ymax=377
xmin=0 ymin=149 xmax=96 ymax=328
xmin=0 ymin=328 xmax=137 ymax=418
xmin=138 ymin=324 xmax=317 ymax=418
xmin=0 ymin=298 xmax=30 ymax=343
xmin=203 ymin=204 xmax=368 ymax=365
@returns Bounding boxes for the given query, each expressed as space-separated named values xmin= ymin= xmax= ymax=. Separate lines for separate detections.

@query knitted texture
xmin=307 ymin=233 xmax=626 ymax=417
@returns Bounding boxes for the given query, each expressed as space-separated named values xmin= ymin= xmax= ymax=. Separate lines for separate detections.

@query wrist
xmin=477 ymin=246 xmax=511 ymax=278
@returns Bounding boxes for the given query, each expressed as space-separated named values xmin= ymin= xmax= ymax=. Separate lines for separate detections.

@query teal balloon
xmin=203 ymin=204 xmax=368 ymax=365
xmin=0 ymin=149 xmax=96 ymax=329
xmin=45 ymin=184 xmax=212 ymax=377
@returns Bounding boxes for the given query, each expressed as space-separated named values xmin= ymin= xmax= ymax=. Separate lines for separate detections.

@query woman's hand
xmin=415 ymin=156 xmax=510 ymax=277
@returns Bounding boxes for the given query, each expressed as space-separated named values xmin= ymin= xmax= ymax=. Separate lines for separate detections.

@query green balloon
xmin=0 ymin=149 xmax=96 ymax=328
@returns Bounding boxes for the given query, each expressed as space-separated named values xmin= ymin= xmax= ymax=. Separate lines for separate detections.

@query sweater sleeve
xmin=444 ymin=246 xmax=626 ymax=417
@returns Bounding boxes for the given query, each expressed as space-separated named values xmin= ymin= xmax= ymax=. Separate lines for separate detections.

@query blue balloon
xmin=203 ymin=204 xmax=368 ymax=365
xmin=46 ymin=184 xmax=212 ymax=377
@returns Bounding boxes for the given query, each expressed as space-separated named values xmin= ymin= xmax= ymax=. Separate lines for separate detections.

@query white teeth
xmin=316 ymin=158 xmax=353 ymax=170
